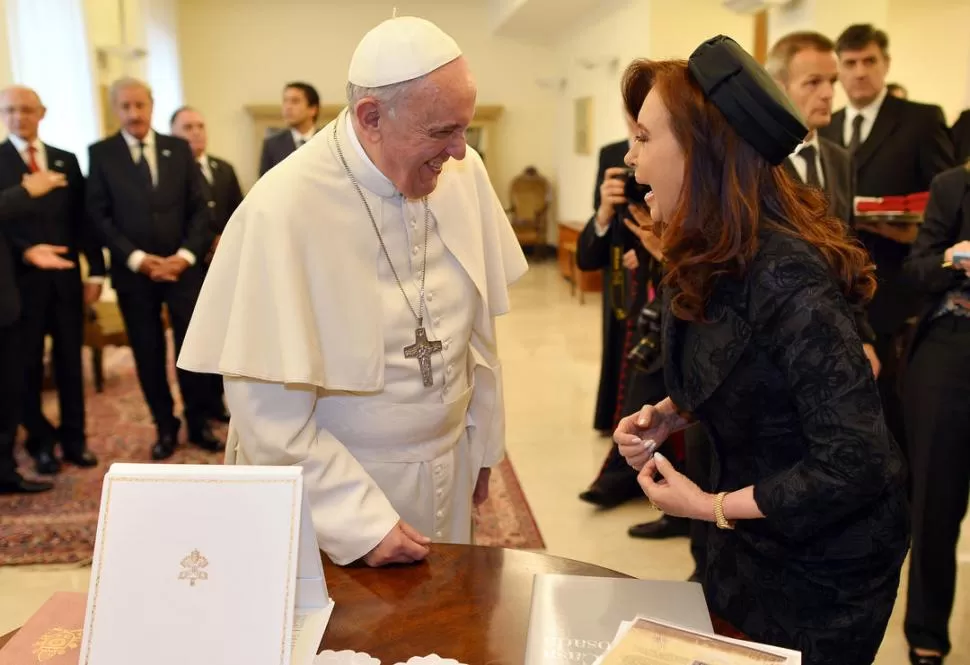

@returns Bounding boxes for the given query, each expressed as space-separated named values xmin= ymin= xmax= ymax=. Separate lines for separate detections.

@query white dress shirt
xmin=291 ymin=127 xmax=316 ymax=148
xmin=788 ymin=133 xmax=826 ymax=189
xmin=198 ymin=154 xmax=214 ymax=185
xmin=844 ymin=86 xmax=889 ymax=147
xmin=120 ymin=129 xmax=196 ymax=272
xmin=8 ymin=134 xmax=47 ymax=172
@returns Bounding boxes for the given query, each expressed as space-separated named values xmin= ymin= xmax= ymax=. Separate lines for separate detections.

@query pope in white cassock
xmin=177 ymin=16 xmax=528 ymax=567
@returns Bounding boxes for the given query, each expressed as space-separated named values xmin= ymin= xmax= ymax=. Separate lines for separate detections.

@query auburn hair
xmin=621 ymin=59 xmax=876 ymax=322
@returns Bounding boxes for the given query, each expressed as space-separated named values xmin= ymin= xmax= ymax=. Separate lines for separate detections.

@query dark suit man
xmin=0 ymin=86 xmax=105 ymax=475
xmin=769 ymin=31 xmax=880 ymax=372
xmin=900 ymin=164 xmax=970 ymax=663
xmin=819 ymin=24 xmax=956 ymax=449
xmin=171 ymin=105 xmax=244 ymax=422
xmin=258 ymin=82 xmax=319 ymax=176
xmin=87 ymin=78 xmax=221 ymax=460
xmin=0 ymin=171 xmax=72 ymax=493
xmin=952 ymin=109 xmax=970 ymax=163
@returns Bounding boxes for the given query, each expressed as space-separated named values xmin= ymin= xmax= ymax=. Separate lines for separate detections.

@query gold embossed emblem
xmin=178 ymin=549 xmax=209 ymax=586
xmin=32 ymin=627 xmax=82 ymax=662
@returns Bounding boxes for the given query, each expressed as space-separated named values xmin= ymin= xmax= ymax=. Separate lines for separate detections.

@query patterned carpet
xmin=0 ymin=345 xmax=544 ymax=565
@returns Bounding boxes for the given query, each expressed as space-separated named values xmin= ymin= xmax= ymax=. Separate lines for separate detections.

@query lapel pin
xmin=54 ymin=160 xmax=65 ymax=168
xmin=210 ymin=160 xmax=218 ymax=169
xmin=162 ymin=149 xmax=172 ymax=157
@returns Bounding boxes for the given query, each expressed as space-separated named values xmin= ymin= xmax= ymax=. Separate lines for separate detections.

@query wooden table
xmin=0 ymin=545 xmax=629 ymax=664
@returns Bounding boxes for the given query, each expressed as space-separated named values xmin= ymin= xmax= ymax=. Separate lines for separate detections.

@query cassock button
xmin=436 ymin=510 xmax=444 ymax=518
xmin=443 ymin=339 xmax=452 ymax=350
xmin=446 ymin=365 xmax=453 ymax=377
xmin=427 ymin=292 xmax=434 ymax=302
xmin=436 ymin=488 xmax=443 ymax=497
xmin=412 ymin=246 xmax=420 ymax=256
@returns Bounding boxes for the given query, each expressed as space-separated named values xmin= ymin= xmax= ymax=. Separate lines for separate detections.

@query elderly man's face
xmin=114 ymin=85 xmax=153 ymax=140
xmin=0 ymin=87 xmax=45 ymax=141
xmin=783 ymin=48 xmax=839 ymax=131
xmin=171 ymin=108 xmax=208 ymax=158
xmin=378 ymin=58 xmax=477 ymax=199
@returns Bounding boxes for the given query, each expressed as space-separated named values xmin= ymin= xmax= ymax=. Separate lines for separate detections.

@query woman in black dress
xmin=613 ymin=37 xmax=909 ymax=664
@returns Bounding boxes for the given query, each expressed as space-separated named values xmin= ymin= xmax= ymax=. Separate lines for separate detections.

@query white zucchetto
xmin=348 ymin=16 xmax=462 ymax=88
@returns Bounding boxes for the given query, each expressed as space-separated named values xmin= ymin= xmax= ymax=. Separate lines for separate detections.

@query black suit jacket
xmin=199 ymin=155 xmax=243 ymax=236
xmin=258 ymin=130 xmax=297 ymax=177
xmin=903 ymin=165 xmax=970 ymax=356
xmin=577 ymin=140 xmax=639 ymax=272
xmin=782 ymin=137 xmax=854 ymax=225
xmin=87 ymin=132 xmax=211 ymax=292
xmin=0 ymin=141 xmax=105 ymax=300
xmin=0 ymin=185 xmax=31 ymax=326
xmin=819 ymin=94 xmax=957 ymax=333
xmin=952 ymin=109 xmax=970 ymax=163
xmin=782 ymin=138 xmax=875 ymax=344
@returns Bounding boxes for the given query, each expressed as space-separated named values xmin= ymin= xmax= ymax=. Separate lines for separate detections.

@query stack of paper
xmin=591 ymin=617 xmax=801 ymax=665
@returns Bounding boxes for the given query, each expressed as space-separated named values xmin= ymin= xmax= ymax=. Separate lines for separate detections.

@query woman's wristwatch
xmin=714 ymin=491 xmax=735 ymax=530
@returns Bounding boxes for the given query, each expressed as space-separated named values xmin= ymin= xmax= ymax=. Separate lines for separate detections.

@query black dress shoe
xmin=152 ymin=431 xmax=178 ymax=461
xmin=33 ymin=451 xmax=62 ymax=475
xmin=62 ymin=450 xmax=99 ymax=468
xmin=628 ymin=515 xmax=692 ymax=539
xmin=0 ymin=475 xmax=54 ymax=494
xmin=579 ymin=473 xmax=643 ymax=509
xmin=910 ymin=650 xmax=943 ymax=665
xmin=189 ymin=425 xmax=224 ymax=452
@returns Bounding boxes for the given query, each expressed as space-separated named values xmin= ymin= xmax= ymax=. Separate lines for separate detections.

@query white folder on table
xmin=78 ymin=463 xmax=334 ymax=665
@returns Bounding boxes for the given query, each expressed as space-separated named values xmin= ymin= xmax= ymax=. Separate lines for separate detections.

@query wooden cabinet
xmin=557 ymin=221 xmax=602 ymax=296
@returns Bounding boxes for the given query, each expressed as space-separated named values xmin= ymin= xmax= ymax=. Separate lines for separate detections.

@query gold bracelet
xmin=714 ymin=491 xmax=734 ymax=530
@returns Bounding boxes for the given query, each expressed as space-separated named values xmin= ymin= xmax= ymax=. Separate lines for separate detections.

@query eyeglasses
xmin=0 ymin=105 xmax=40 ymax=115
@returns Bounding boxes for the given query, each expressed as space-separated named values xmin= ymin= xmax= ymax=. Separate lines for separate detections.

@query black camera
xmin=612 ymin=167 xmax=652 ymax=207
xmin=627 ymin=298 xmax=663 ymax=373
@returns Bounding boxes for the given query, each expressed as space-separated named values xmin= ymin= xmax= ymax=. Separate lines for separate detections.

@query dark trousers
xmin=0 ymin=322 xmax=22 ymax=482
xmin=904 ymin=316 xmax=970 ymax=655
xmin=115 ymin=269 xmax=208 ymax=435
xmin=19 ymin=277 xmax=86 ymax=456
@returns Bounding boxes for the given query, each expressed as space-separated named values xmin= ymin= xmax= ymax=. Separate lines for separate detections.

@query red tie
xmin=26 ymin=145 xmax=39 ymax=173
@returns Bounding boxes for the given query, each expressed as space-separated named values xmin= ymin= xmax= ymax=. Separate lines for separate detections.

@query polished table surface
xmin=0 ymin=544 xmax=630 ymax=664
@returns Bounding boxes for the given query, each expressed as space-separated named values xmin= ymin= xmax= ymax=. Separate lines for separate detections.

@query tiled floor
xmin=1 ymin=261 xmax=967 ymax=663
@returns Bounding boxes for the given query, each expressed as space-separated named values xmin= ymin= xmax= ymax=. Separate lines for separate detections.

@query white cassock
xmin=177 ymin=110 xmax=528 ymax=565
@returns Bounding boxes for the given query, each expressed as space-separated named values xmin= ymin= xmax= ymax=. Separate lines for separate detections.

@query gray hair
xmin=109 ymin=77 xmax=153 ymax=105
xmin=345 ymin=76 xmax=428 ymax=118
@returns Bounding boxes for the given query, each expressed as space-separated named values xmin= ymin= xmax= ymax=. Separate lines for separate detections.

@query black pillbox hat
xmin=688 ymin=35 xmax=808 ymax=165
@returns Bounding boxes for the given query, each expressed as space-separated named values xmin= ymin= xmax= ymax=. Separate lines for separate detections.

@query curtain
xmin=142 ymin=0 xmax=183 ymax=133
xmin=5 ymin=0 xmax=101 ymax=172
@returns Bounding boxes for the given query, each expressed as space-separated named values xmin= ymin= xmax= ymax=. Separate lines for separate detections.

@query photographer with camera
xmin=577 ymin=125 xmax=661 ymax=508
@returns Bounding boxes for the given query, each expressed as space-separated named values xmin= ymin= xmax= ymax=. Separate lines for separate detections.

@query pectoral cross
xmin=404 ymin=326 xmax=442 ymax=387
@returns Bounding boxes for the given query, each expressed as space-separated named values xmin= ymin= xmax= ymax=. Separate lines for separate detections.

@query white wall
xmin=0 ymin=2 xmax=13 ymax=142
xmin=553 ymin=0 xmax=754 ymax=228
xmin=176 ymin=0 xmax=560 ymax=209
xmin=887 ymin=0 xmax=970 ymax=123
xmin=766 ymin=0 xmax=969 ymax=122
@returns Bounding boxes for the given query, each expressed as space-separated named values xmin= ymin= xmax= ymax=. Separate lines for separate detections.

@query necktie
xmin=198 ymin=161 xmax=212 ymax=185
xmin=26 ymin=145 xmax=39 ymax=173
xmin=137 ymin=142 xmax=154 ymax=189
xmin=848 ymin=114 xmax=865 ymax=153
xmin=798 ymin=145 xmax=822 ymax=189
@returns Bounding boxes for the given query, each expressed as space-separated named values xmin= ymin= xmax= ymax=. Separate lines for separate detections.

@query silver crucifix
xmin=404 ymin=327 xmax=443 ymax=387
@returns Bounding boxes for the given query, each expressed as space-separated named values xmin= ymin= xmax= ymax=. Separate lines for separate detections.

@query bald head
xmin=0 ymin=86 xmax=46 ymax=142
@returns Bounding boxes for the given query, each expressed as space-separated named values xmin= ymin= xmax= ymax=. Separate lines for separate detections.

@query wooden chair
xmin=84 ymin=300 xmax=130 ymax=393
xmin=507 ymin=166 xmax=551 ymax=258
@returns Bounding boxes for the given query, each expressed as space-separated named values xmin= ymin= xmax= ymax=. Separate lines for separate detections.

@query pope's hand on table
xmin=363 ymin=520 xmax=431 ymax=567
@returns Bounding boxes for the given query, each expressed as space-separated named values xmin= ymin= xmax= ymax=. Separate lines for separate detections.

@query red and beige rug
xmin=0 ymin=346 xmax=544 ymax=565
